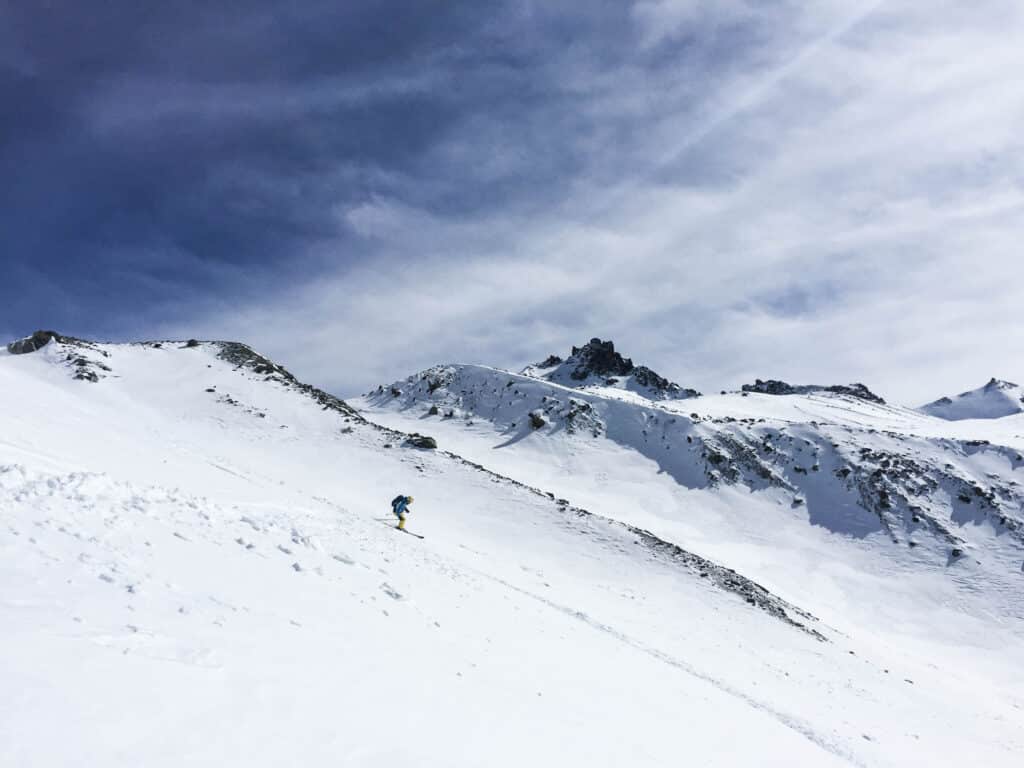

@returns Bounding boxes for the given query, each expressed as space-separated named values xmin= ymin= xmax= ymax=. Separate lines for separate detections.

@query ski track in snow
xmin=466 ymin=565 xmax=865 ymax=767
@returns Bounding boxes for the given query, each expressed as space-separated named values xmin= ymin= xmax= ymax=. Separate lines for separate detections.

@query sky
xmin=3 ymin=0 xmax=1023 ymax=405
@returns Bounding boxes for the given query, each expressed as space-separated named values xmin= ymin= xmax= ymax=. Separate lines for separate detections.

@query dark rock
xmin=7 ymin=330 xmax=61 ymax=354
xmin=428 ymin=405 xmax=439 ymax=416
xmin=215 ymin=342 xmax=361 ymax=421
xmin=568 ymin=338 xmax=634 ymax=380
xmin=741 ymin=378 xmax=885 ymax=404
xmin=530 ymin=411 xmax=546 ymax=429
xmin=536 ymin=338 xmax=700 ymax=399
xmin=632 ymin=365 xmax=700 ymax=398
xmin=185 ymin=339 xmax=200 ymax=348
xmin=405 ymin=433 xmax=438 ymax=449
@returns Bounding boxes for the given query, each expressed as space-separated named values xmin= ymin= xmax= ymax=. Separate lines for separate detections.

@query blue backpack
xmin=391 ymin=494 xmax=406 ymax=509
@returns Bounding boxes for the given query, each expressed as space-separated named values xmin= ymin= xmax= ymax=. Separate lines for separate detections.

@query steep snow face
xmin=921 ymin=378 xmax=1024 ymax=420
xmin=521 ymin=338 xmax=700 ymax=400
xmin=5 ymin=336 xmax=1024 ymax=767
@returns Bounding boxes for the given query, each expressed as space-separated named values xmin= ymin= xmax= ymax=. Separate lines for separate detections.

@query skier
xmin=391 ymin=494 xmax=413 ymax=530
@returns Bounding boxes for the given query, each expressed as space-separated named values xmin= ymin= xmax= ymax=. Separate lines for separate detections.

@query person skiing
xmin=391 ymin=494 xmax=413 ymax=530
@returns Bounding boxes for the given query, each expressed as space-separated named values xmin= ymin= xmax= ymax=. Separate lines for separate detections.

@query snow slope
xmin=920 ymin=378 xmax=1024 ymax=420
xmin=3 ymin=337 xmax=1024 ymax=766
xmin=357 ymin=359 xmax=1024 ymax=757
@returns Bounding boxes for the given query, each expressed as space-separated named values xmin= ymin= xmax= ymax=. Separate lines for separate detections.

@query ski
xmin=379 ymin=519 xmax=424 ymax=538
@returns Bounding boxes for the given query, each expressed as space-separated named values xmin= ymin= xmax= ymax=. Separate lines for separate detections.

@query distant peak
xmin=921 ymin=377 xmax=1024 ymax=420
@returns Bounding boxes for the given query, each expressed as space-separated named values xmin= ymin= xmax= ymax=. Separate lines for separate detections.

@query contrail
xmin=657 ymin=0 xmax=889 ymax=169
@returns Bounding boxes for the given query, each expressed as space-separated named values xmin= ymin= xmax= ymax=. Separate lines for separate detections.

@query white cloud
xmin=171 ymin=0 xmax=1024 ymax=405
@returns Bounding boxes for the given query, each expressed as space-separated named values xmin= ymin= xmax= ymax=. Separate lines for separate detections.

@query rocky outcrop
xmin=215 ymin=341 xmax=362 ymax=421
xmin=405 ymin=433 xmax=438 ymax=449
xmin=742 ymin=379 xmax=885 ymax=404
xmin=535 ymin=355 xmax=563 ymax=368
xmin=567 ymin=338 xmax=635 ymax=380
xmin=633 ymin=365 xmax=700 ymax=398
xmin=7 ymin=330 xmax=61 ymax=354
xmin=6 ymin=330 xmax=114 ymax=383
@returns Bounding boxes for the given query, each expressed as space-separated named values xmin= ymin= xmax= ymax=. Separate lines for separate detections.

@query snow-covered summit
xmin=521 ymin=338 xmax=700 ymax=400
xmin=920 ymin=377 xmax=1024 ymax=420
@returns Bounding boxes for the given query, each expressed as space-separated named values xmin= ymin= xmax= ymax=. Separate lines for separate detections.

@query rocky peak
xmin=566 ymin=338 xmax=635 ymax=380
xmin=983 ymin=377 xmax=1019 ymax=392
xmin=527 ymin=338 xmax=700 ymax=400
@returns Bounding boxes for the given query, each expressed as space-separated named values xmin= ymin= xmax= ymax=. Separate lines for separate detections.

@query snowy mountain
xmin=521 ymin=337 xmax=700 ymax=400
xmin=4 ymin=332 xmax=1024 ymax=767
xmin=920 ymin=377 xmax=1024 ymax=420
xmin=363 ymin=348 xmax=1024 ymax=577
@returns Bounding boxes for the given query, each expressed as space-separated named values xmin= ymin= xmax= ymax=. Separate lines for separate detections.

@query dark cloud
xmin=1 ymin=1 xmax=661 ymax=337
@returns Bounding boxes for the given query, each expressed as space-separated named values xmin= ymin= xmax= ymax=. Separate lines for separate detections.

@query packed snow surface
xmin=3 ymin=338 xmax=1024 ymax=766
